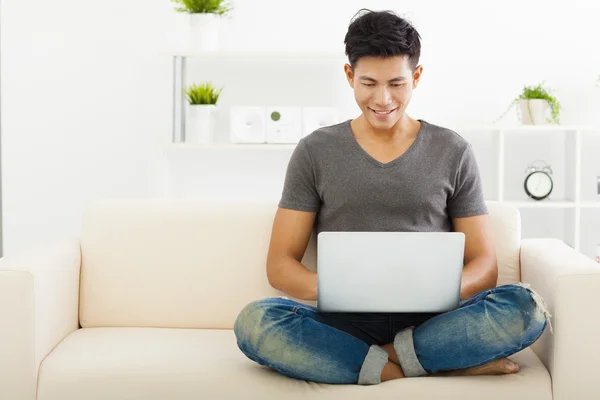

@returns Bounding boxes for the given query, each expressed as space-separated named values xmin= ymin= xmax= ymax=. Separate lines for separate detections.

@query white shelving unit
xmin=459 ymin=125 xmax=599 ymax=253
xmin=170 ymin=51 xmax=347 ymax=143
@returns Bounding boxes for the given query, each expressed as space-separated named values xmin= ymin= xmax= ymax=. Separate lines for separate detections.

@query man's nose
xmin=374 ymin=86 xmax=392 ymax=106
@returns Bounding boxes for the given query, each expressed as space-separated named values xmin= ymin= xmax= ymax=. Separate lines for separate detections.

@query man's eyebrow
xmin=358 ymin=76 xmax=407 ymax=82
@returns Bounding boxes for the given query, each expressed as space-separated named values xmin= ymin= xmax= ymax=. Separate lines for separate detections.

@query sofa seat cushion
xmin=38 ymin=328 xmax=552 ymax=400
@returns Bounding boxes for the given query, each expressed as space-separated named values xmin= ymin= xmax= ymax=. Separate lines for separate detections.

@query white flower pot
xmin=190 ymin=13 xmax=220 ymax=52
xmin=186 ymin=104 xmax=217 ymax=143
xmin=519 ymin=99 xmax=550 ymax=125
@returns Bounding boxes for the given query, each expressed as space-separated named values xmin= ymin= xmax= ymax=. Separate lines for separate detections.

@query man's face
xmin=344 ymin=56 xmax=422 ymax=130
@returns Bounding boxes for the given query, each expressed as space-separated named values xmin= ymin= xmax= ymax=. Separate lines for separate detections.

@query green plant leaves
xmin=514 ymin=82 xmax=561 ymax=124
xmin=170 ymin=0 xmax=232 ymax=15
xmin=185 ymin=82 xmax=223 ymax=105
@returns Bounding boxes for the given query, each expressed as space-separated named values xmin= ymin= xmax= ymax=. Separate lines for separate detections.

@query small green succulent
xmin=185 ymin=82 xmax=222 ymax=105
xmin=170 ymin=0 xmax=232 ymax=16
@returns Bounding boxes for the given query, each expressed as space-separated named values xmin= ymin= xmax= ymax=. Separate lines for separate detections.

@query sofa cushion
xmin=79 ymin=200 xmax=286 ymax=329
xmin=79 ymin=200 xmax=521 ymax=329
xmin=37 ymin=327 xmax=550 ymax=400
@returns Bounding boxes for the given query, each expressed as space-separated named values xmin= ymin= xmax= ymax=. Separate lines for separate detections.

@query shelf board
xmin=499 ymin=125 xmax=593 ymax=132
xmin=504 ymin=200 xmax=576 ymax=208
xmin=580 ymin=202 xmax=600 ymax=209
xmin=457 ymin=125 xmax=594 ymax=132
xmin=168 ymin=50 xmax=347 ymax=60
xmin=165 ymin=142 xmax=297 ymax=150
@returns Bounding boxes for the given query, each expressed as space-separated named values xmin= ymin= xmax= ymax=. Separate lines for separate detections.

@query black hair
xmin=344 ymin=9 xmax=421 ymax=71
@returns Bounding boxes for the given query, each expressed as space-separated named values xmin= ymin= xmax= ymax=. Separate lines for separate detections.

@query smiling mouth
xmin=369 ymin=107 xmax=398 ymax=115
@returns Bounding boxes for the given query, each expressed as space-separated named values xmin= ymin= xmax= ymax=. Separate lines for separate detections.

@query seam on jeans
xmin=460 ymin=287 xmax=496 ymax=308
xmin=291 ymin=303 xmax=315 ymax=315
xmin=516 ymin=282 xmax=553 ymax=333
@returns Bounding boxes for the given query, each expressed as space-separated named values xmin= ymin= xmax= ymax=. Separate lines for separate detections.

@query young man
xmin=233 ymin=9 xmax=549 ymax=385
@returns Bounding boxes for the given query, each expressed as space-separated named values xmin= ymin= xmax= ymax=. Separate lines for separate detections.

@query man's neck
xmin=353 ymin=113 xmax=417 ymax=143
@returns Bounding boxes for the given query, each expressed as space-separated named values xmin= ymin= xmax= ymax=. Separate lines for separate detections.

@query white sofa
xmin=1 ymin=200 xmax=600 ymax=400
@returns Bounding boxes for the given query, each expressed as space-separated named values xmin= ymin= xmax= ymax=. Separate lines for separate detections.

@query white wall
xmin=2 ymin=0 xmax=600 ymax=255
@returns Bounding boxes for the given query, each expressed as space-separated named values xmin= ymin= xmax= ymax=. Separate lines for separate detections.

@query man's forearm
xmin=267 ymin=257 xmax=318 ymax=301
xmin=460 ymin=256 xmax=498 ymax=300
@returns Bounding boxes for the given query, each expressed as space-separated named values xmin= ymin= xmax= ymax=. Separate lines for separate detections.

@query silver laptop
xmin=317 ymin=231 xmax=465 ymax=313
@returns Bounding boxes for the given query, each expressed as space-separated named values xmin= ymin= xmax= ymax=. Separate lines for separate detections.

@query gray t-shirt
xmin=278 ymin=119 xmax=488 ymax=234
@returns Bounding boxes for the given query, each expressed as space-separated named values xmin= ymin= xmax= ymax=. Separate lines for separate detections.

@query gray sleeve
xmin=278 ymin=139 xmax=321 ymax=212
xmin=447 ymin=144 xmax=488 ymax=218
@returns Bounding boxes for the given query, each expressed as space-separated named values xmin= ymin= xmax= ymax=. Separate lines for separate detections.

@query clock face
xmin=525 ymin=171 xmax=553 ymax=199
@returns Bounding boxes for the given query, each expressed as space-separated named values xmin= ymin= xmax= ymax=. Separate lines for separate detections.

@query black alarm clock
xmin=524 ymin=160 xmax=553 ymax=201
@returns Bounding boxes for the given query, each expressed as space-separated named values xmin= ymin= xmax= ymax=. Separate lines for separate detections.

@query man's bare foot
xmin=381 ymin=343 xmax=399 ymax=364
xmin=433 ymin=358 xmax=520 ymax=377
xmin=381 ymin=361 xmax=405 ymax=382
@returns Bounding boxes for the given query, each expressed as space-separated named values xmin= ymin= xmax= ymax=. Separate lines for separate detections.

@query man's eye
xmin=391 ymin=83 xmax=405 ymax=87
xmin=362 ymin=83 xmax=375 ymax=87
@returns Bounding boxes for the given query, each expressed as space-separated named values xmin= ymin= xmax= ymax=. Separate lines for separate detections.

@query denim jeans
xmin=233 ymin=283 xmax=550 ymax=385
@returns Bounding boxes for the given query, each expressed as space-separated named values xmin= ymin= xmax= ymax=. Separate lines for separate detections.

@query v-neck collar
xmin=345 ymin=119 xmax=428 ymax=168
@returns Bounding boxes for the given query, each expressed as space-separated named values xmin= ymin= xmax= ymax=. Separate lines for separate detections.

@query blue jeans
xmin=233 ymin=284 xmax=549 ymax=385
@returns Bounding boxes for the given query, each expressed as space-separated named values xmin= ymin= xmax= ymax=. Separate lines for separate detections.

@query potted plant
xmin=171 ymin=0 xmax=232 ymax=51
xmin=514 ymin=82 xmax=561 ymax=125
xmin=185 ymin=82 xmax=222 ymax=143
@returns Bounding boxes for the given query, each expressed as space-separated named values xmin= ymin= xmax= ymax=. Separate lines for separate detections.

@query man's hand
xmin=452 ymin=214 xmax=498 ymax=300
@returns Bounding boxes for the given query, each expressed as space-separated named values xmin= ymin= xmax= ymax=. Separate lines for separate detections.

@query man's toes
xmin=503 ymin=358 xmax=520 ymax=373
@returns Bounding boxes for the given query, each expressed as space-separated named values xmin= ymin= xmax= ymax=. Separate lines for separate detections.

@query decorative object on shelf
xmin=524 ymin=160 xmax=553 ymax=201
xmin=597 ymin=176 xmax=600 ymax=201
xmin=230 ymin=106 xmax=267 ymax=143
xmin=597 ymin=244 xmax=600 ymax=263
xmin=302 ymin=107 xmax=340 ymax=138
xmin=171 ymin=0 xmax=232 ymax=51
xmin=516 ymin=82 xmax=561 ymax=125
xmin=266 ymin=107 xmax=302 ymax=144
xmin=185 ymin=82 xmax=222 ymax=143
xmin=493 ymin=81 xmax=561 ymax=125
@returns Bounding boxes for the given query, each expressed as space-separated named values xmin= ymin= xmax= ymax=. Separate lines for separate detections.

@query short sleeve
xmin=278 ymin=139 xmax=321 ymax=212
xmin=447 ymin=144 xmax=488 ymax=218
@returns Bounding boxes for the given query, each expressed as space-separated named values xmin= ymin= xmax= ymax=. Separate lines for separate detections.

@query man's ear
xmin=344 ymin=64 xmax=355 ymax=89
xmin=412 ymin=65 xmax=423 ymax=89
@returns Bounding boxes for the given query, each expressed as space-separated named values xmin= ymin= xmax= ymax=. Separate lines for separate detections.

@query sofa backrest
xmin=79 ymin=200 xmax=521 ymax=329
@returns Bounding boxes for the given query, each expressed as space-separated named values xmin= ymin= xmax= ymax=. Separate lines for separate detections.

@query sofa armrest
xmin=0 ymin=238 xmax=81 ymax=400
xmin=520 ymin=238 xmax=600 ymax=400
